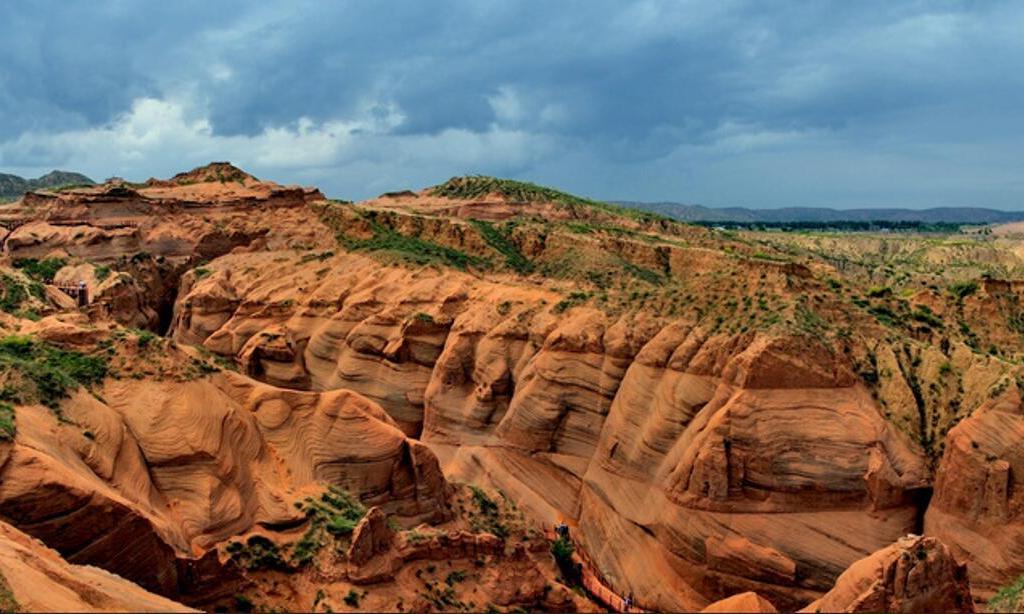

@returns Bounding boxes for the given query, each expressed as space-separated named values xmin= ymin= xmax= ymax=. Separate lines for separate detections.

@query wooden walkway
xmin=544 ymin=524 xmax=646 ymax=613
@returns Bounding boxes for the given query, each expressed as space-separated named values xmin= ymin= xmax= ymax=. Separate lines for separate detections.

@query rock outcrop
xmin=799 ymin=535 xmax=973 ymax=613
xmin=172 ymin=250 xmax=930 ymax=610
xmin=1 ymin=166 xmax=1006 ymax=610
xmin=0 ymin=349 xmax=450 ymax=601
xmin=926 ymin=382 xmax=1024 ymax=600
xmin=701 ymin=591 xmax=778 ymax=613
xmin=0 ymin=519 xmax=192 ymax=612
xmin=347 ymin=506 xmax=399 ymax=583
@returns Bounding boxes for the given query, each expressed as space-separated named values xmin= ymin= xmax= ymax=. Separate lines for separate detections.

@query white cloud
xmin=0 ymin=94 xmax=558 ymax=198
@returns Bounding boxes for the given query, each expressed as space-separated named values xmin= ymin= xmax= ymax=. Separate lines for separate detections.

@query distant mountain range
xmin=616 ymin=201 xmax=1024 ymax=224
xmin=0 ymin=170 xmax=95 ymax=201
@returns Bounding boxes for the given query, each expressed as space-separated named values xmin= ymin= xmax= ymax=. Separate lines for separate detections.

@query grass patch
xmin=0 ymin=274 xmax=36 ymax=314
xmin=430 ymin=175 xmax=676 ymax=223
xmin=344 ymin=221 xmax=485 ymax=271
xmin=470 ymin=220 xmax=533 ymax=274
xmin=0 ymin=336 xmax=108 ymax=410
xmin=553 ymin=291 xmax=590 ymax=314
xmin=0 ymin=570 xmax=19 ymax=613
xmin=13 ymin=257 xmax=66 ymax=282
xmin=619 ymin=259 xmax=663 ymax=285
xmin=989 ymin=574 xmax=1024 ymax=613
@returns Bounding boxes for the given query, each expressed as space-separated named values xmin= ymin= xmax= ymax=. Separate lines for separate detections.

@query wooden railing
xmin=53 ymin=282 xmax=89 ymax=306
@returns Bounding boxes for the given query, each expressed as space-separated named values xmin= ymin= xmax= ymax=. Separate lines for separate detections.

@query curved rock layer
xmin=926 ymin=383 xmax=1024 ymax=599
xmin=172 ymin=251 xmax=931 ymax=610
xmin=0 ymin=370 xmax=450 ymax=600
xmin=0 ymin=519 xmax=192 ymax=612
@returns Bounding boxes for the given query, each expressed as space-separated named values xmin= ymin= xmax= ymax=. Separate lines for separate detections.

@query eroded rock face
xmin=171 ymin=251 xmax=931 ymax=610
xmin=0 ymin=519 xmax=193 ymax=612
xmin=0 ymin=167 xmax=332 ymax=333
xmin=799 ymin=535 xmax=973 ymax=613
xmin=926 ymin=384 xmax=1024 ymax=599
xmin=0 ymin=369 xmax=450 ymax=600
xmin=347 ymin=506 xmax=398 ymax=583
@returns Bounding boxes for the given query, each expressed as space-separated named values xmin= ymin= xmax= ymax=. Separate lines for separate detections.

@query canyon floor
xmin=0 ymin=163 xmax=1022 ymax=612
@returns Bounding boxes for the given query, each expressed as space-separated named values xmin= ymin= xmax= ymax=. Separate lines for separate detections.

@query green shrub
xmin=909 ymin=310 xmax=942 ymax=329
xmin=550 ymin=536 xmax=577 ymax=584
xmin=13 ymin=258 xmax=66 ymax=282
xmin=550 ymin=536 xmax=574 ymax=565
xmin=553 ymin=291 xmax=590 ymax=314
xmin=0 ymin=402 xmax=14 ymax=441
xmin=620 ymin=259 xmax=663 ymax=285
xmin=343 ymin=590 xmax=360 ymax=608
xmin=225 ymin=536 xmax=288 ymax=571
xmin=445 ymin=570 xmax=466 ymax=586
xmin=0 ymin=336 xmax=108 ymax=409
xmin=345 ymin=222 xmax=484 ymax=271
xmin=290 ymin=485 xmax=367 ymax=567
xmin=134 ymin=329 xmax=157 ymax=348
xmin=468 ymin=486 xmax=508 ymax=538
xmin=94 ymin=265 xmax=111 ymax=281
xmin=949 ymin=281 xmax=979 ymax=300
xmin=0 ymin=275 xmax=30 ymax=314
xmin=299 ymin=251 xmax=334 ymax=264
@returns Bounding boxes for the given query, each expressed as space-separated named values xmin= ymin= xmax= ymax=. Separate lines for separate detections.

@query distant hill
xmin=0 ymin=170 xmax=95 ymax=201
xmin=615 ymin=201 xmax=1024 ymax=224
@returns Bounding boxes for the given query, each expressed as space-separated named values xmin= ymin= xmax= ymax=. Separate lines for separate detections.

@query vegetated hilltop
xmin=0 ymin=164 xmax=1019 ymax=612
xmin=0 ymin=170 xmax=94 ymax=201
xmin=618 ymin=199 xmax=1024 ymax=224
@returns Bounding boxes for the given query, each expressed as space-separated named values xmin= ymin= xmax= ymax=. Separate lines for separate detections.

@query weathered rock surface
xmin=0 ymin=518 xmax=193 ymax=612
xmin=799 ymin=535 xmax=973 ymax=613
xmin=3 ymin=167 xmax=1004 ymax=610
xmin=172 ymin=251 xmax=931 ymax=610
xmin=926 ymin=382 xmax=1024 ymax=600
xmin=347 ymin=506 xmax=399 ymax=583
xmin=0 ymin=362 xmax=450 ymax=600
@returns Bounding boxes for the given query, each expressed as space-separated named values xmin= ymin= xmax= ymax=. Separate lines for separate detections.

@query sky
xmin=1 ymin=1 xmax=1023 ymax=209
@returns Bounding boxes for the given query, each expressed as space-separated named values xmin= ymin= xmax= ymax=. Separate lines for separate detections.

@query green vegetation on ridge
xmin=989 ymin=574 xmax=1024 ymax=612
xmin=431 ymin=175 xmax=676 ymax=223
xmin=0 ymin=335 xmax=108 ymax=410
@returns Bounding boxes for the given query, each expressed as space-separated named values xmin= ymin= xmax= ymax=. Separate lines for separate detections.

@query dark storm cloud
xmin=2 ymin=0 xmax=1024 ymax=207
